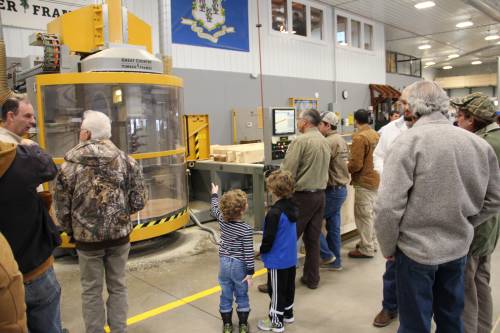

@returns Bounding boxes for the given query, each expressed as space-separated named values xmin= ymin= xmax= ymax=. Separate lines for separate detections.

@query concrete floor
xmin=55 ymin=223 xmax=500 ymax=333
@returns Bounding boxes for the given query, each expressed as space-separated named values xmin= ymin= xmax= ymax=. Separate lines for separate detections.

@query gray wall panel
xmin=386 ymin=73 xmax=422 ymax=91
xmin=173 ymin=68 xmax=335 ymax=144
xmin=333 ymin=81 xmax=373 ymax=132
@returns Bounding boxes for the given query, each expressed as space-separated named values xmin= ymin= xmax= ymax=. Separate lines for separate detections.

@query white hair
xmin=406 ymin=81 xmax=450 ymax=117
xmin=81 ymin=110 xmax=112 ymax=140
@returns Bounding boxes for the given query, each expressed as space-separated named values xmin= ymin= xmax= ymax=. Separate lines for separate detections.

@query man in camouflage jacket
xmin=55 ymin=110 xmax=146 ymax=333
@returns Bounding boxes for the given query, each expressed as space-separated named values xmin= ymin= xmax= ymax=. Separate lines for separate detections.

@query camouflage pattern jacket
xmin=55 ymin=139 xmax=146 ymax=246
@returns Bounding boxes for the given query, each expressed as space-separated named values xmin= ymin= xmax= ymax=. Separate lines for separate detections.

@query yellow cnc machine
xmin=19 ymin=0 xmax=188 ymax=248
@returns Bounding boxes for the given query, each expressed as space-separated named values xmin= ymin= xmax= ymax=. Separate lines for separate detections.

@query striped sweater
xmin=210 ymin=194 xmax=255 ymax=275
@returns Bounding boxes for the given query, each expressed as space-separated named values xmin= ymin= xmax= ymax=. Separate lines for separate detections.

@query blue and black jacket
xmin=260 ymin=198 xmax=298 ymax=269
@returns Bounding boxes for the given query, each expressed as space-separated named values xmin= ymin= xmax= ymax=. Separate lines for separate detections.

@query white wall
xmin=333 ymin=9 xmax=386 ymax=84
xmin=166 ymin=0 xmax=334 ymax=81
xmin=2 ymin=0 xmax=387 ymax=84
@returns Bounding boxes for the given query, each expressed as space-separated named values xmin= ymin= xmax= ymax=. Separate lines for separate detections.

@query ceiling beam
xmin=461 ymin=0 xmax=500 ymax=22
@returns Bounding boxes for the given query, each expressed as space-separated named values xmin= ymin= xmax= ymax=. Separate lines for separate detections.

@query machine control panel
xmin=271 ymin=137 xmax=292 ymax=160
xmin=264 ymin=107 xmax=296 ymax=165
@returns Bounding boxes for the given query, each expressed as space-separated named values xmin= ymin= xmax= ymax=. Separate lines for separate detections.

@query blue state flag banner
xmin=172 ymin=0 xmax=249 ymax=52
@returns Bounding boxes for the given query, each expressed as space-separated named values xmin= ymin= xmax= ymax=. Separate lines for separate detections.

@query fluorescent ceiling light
xmin=425 ymin=61 xmax=436 ymax=66
xmin=442 ymin=65 xmax=453 ymax=69
xmin=456 ymin=21 xmax=473 ymax=28
xmin=418 ymin=44 xmax=432 ymax=49
xmin=485 ymin=35 xmax=500 ymax=41
xmin=471 ymin=60 xmax=482 ymax=65
xmin=448 ymin=54 xmax=459 ymax=59
xmin=414 ymin=1 xmax=436 ymax=9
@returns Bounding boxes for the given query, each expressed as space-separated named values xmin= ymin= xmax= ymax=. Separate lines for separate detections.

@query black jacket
xmin=0 ymin=143 xmax=60 ymax=274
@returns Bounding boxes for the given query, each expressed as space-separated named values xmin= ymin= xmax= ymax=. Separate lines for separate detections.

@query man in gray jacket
xmin=374 ymin=81 xmax=500 ymax=333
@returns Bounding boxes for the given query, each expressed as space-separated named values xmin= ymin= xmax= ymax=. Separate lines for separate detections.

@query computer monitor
xmin=272 ymin=108 xmax=296 ymax=136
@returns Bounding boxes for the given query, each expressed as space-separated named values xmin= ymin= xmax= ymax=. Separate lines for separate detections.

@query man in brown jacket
xmin=348 ymin=109 xmax=380 ymax=258
xmin=0 ymin=231 xmax=27 ymax=333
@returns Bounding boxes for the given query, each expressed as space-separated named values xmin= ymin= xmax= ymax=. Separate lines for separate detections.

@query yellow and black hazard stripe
xmin=59 ymin=207 xmax=189 ymax=248
xmin=133 ymin=207 xmax=188 ymax=230
xmin=194 ymin=132 xmax=200 ymax=160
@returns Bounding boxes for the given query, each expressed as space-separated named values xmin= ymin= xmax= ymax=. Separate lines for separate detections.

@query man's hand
xmin=242 ymin=275 xmax=253 ymax=287
xmin=211 ymin=183 xmax=219 ymax=195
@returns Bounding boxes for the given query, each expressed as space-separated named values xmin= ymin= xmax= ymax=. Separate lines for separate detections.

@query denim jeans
xmin=396 ymin=250 xmax=466 ymax=333
xmin=382 ymin=259 xmax=398 ymax=313
xmin=319 ymin=186 xmax=347 ymax=265
xmin=218 ymin=256 xmax=249 ymax=313
xmin=24 ymin=267 xmax=62 ymax=333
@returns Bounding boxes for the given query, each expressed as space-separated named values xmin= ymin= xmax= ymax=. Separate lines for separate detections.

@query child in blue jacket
xmin=257 ymin=170 xmax=298 ymax=332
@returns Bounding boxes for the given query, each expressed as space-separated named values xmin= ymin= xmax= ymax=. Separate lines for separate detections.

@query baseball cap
xmin=320 ymin=111 xmax=339 ymax=127
xmin=450 ymin=92 xmax=496 ymax=123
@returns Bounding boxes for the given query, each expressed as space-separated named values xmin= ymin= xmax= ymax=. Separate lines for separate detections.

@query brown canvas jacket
xmin=348 ymin=124 xmax=380 ymax=190
xmin=0 ymin=232 xmax=27 ymax=333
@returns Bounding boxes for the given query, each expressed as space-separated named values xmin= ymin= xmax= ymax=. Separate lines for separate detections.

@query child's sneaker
xmin=223 ymin=323 xmax=233 ymax=333
xmin=257 ymin=318 xmax=284 ymax=332
xmin=283 ymin=309 xmax=294 ymax=324
xmin=239 ymin=323 xmax=250 ymax=333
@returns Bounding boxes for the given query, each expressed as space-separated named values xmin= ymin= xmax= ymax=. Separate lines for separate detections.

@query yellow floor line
xmin=104 ymin=268 xmax=268 ymax=332
xmin=492 ymin=315 xmax=500 ymax=333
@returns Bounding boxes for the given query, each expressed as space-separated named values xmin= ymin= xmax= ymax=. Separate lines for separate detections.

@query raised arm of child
xmin=210 ymin=183 xmax=224 ymax=223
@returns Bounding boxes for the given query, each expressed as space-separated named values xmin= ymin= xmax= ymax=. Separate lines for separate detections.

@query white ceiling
xmin=321 ymin=0 xmax=500 ymax=68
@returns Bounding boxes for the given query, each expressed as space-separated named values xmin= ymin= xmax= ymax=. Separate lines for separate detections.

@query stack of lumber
xmin=210 ymin=142 xmax=264 ymax=164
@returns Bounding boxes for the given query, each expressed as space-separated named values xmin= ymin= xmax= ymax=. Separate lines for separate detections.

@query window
xmin=351 ymin=20 xmax=361 ymax=48
xmin=364 ymin=24 xmax=373 ymax=50
xmin=386 ymin=51 xmax=422 ymax=77
xmin=386 ymin=51 xmax=397 ymax=72
xmin=337 ymin=16 xmax=348 ymax=45
xmin=270 ymin=0 xmax=325 ymax=41
xmin=272 ymin=0 xmax=288 ymax=33
xmin=337 ymin=14 xmax=375 ymax=51
xmin=292 ymin=2 xmax=306 ymax=36
xmin=310 ymin=7 xmax=323 ymax=40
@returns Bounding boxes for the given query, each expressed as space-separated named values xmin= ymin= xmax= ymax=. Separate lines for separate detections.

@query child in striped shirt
xmin=211 ymin=183 xmax=254 ymax=333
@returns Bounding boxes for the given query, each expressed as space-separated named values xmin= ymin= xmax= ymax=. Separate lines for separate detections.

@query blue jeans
xmin=24 ymin=267 xmax=62 ymax=333
xmin=396 ymin=250 xmax=466 ymax=333
xmin=319 ymin=186 xmax=347 ymax=265
xmin=382 ymin=259 xmax=398 ymax=313
xmin=218 ymin=256 xmax=250 ymax=313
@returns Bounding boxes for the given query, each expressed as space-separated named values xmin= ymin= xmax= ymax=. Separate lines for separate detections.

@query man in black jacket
xmin=0 ymin=140 xmax=63 ymax=333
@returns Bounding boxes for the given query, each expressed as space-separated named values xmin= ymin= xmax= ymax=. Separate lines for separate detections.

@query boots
xmin=221 ymin=310 xmax=233 ymax=333
xmin=237 ymin=311 xmax=250 ymax=333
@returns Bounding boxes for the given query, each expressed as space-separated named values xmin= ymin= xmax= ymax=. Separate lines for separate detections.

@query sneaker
xmin=322 ymin=259 xmax=343 ymax=271
xmin=223 ymin=323 xmax=234 ymax=333
xmin=239 ymin=323 xmax=250 ymax=333
xmin=320 ymin=256 xmax=335 ymax=265
xmin=257 ymin=318 xmax=284 ymax=332
xmin=284 ymin=309 xmax=294 ymax=324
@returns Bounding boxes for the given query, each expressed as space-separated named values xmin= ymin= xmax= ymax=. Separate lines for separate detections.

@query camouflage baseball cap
xmin=450 ymin=92 xmax=496 ymax=122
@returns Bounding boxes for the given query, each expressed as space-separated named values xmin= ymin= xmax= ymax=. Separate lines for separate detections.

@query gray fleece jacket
xmin=374 ymin=112 xmax=500 ymax=265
